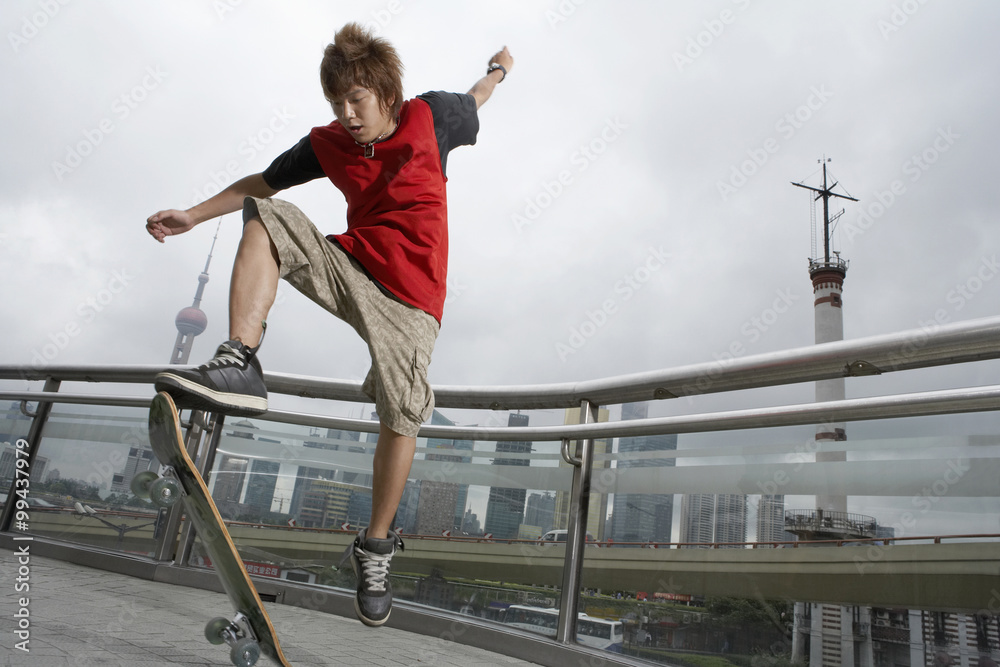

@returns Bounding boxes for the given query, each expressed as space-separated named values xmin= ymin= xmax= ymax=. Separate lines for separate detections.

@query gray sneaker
xmin=339 ymin=528 xmax=404 ymax=627
xmin=154 ymin=339 xmax=267 ymax=416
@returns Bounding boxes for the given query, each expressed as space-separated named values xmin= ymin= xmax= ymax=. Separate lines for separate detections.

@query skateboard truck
xmin=205 ymin=612 xmax=263 ymax=667
xmin=133 ymin=466 xmax=268 ymax=666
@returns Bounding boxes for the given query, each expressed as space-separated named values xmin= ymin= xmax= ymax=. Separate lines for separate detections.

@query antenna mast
xmin=792 ymin=157 xmax=858 ymax=265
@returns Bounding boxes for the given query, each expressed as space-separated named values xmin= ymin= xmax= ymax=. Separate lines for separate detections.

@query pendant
xmin=364 ymin=143 xmax=375 ymax=159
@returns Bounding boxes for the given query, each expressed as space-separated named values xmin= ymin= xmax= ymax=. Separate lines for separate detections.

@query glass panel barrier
xmin=582 ymin=407 xmax=1000 ymax=665
xmin=10 ymin=404 xmax=166 ymax=556
xmin=3 ymin=363 xmax=997 ymax=664
xmin=0 ymin=400 xmax=35 ymax=514
xmin=187 ymin=408 xmax=576 ymax=635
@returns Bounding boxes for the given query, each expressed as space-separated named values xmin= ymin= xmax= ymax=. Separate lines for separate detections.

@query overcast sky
xmin=4 ymin=2 xmax=999 ymax=535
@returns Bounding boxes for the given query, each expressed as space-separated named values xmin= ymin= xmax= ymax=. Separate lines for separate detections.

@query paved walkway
xmin=0 ymin=555 xmax=541 ymax=666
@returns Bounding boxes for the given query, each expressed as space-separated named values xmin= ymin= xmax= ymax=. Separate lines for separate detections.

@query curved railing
xmin=2 ymin=315 xmax=1000 ymax=666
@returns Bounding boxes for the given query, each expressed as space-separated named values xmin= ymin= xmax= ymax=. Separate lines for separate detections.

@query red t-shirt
xmin=262 ymin=92 xmax=479 ymax=323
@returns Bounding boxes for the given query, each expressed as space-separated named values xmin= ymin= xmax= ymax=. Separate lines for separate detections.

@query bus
xmin=502 ymin=605 xmax=624 ymax=652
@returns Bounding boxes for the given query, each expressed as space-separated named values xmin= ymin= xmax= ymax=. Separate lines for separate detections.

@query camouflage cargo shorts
xmin=244 ymin=196 xmax=439 ymax=438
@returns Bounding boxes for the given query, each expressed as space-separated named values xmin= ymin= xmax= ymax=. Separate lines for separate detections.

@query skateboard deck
xmin=138 ymin=392 xmax=290 ymax=667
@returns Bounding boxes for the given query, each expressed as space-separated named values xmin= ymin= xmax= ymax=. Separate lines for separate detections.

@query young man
xmin=146 ymin=23 xmax=512 ymax=627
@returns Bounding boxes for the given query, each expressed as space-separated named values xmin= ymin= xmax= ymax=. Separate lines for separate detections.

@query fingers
xmin=146 ymin=211 xmax=169 ymax=243
xmin=146 ymin=223 xmax=166 ymax=243
xmin=492 ymin=46 xmax=513 ymax=71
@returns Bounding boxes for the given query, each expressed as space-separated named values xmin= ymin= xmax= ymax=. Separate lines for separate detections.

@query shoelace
xmin=205 ymin=322 xmax=266 ymax=369
xmin=204 ymin=345 xmax=246 ymax=369
xmin=356 ymin=547 xmax=393 ymax=592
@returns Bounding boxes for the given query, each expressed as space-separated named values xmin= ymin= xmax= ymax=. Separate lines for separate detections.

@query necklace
xmin=356 ymin=117 xmax=398 ymax=158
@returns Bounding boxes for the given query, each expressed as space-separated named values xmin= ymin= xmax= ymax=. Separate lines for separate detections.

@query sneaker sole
xmin=154 ymin=374 xmax=268 ymax=416
xmin=355 ymin=596 xmax=390 ymax=627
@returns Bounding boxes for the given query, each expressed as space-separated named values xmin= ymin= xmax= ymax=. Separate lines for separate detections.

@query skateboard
xmin=133 ymin=392 xmax=290 ymax=667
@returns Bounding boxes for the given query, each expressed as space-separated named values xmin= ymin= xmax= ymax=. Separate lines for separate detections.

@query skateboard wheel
xmin=148 ymin=477 xmax=181 ymax=508
xmin=230 ymin=637 xmax=261 ymax=667
xmin=130 ymin=470 xmax=159 ymax=500
xmin=205 ymin=616 xmax=234 ymax=645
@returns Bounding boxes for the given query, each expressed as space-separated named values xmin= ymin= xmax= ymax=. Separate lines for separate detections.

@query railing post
xmin=1 ymin=378 xmax=61 ymax=533
xmin=175 ymin=411 xmax=225 ymax=566
xmin=556 ymin=399 xmax=597 ymax=645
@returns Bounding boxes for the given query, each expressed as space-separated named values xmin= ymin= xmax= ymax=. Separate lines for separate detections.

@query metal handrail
xmin=3 ymin=315 xmax=1000 ymax=660
xmin=4 ymin=315 xmax=1000 ymax=410
xmin=5 ymin=384 xmax=1000 ymax=442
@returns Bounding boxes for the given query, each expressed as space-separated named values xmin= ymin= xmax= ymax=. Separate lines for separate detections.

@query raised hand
xmin=146 ymin=209 xmax=197 ymax=243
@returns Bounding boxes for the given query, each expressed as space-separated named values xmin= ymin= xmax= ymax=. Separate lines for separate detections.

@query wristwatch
xmin=487 ymin=62 xmax=506 ymax=82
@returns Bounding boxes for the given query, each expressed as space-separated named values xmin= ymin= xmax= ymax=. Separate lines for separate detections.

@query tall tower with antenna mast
xmin=792 ymin=158 xmax=857 ymax=513
xmin=169 ymin=219 xmax=223 ymax=365
xmin=788 ymin=160 xmax=873 ymax=667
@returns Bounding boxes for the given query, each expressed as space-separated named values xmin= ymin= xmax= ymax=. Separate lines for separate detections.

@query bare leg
xmin=229 ymin=217 xmax=279 ymax=345
xmin=368 ymin=423 xmax=416 ymax=539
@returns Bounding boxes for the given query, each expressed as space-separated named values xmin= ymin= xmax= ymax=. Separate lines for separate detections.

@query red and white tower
xmin=789 ymin=161 xmax=868 ymax=667
xmin=793 ymin=159 xmax=857 ymax=513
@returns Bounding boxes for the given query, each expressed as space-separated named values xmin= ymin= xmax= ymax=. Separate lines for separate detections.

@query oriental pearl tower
xmin=112 ymin=221 xmax=223 ymax=496
xmin=169 ymin=221 xmax=222 ymax=365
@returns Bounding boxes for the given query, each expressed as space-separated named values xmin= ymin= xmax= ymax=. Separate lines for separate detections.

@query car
xmin=538 ymin=529 xmax=597 ymax=544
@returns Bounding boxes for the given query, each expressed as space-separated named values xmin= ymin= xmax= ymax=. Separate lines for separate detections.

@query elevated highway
xmin=28 ymin=511 xmax=1000 ymax=613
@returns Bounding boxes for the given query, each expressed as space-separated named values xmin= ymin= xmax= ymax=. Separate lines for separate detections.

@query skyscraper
xmin=609 ymin=402 xmax=676 ymax=545
xmin=524 ymin=492 xmax=556 ymax=533
xmin=416 ymin=410 xmax=473 ymax=535
xmin=714 ymin=494 xmax=748 ymax=546
xmin=680 ymin=493 xmax=747 ymax=548
xmin=243 ymin=459 xmax=281 ymax=515
xmin=483 ymin=413 xmax=531 ymax=540
xmin=679 ymin=493 xmax=715 ymax=547
xmin=211 ymin=454 xmax=249 ymax=506
xmin=756 ymin=495 xmax=794 ymax=545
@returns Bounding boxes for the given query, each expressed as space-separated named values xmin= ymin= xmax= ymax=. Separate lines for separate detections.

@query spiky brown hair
xmin=320 ymin=23 xmax=404 ymax=116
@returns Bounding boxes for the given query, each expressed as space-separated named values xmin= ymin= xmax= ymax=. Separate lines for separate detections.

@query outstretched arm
xmin=146 ymin=173 xmax=278 ymax=243
xmin=468 ymin=46 xmax=514 ymax=110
